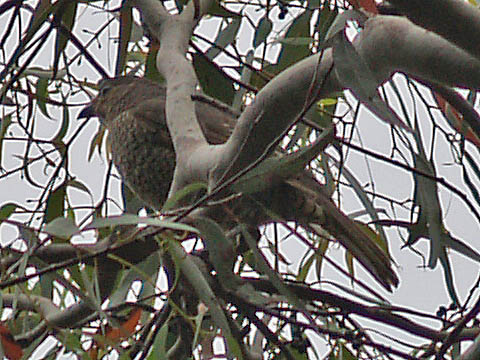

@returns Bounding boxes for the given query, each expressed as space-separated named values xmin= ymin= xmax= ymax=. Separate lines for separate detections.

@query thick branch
xmin=133 ymin=0 xmax=218 ymax=195
xmin=353 ymin=16 xmax=480 ymax=89
xmin=213 ymin=15 xmax=480 ymax=184
xmin=386 ymin=0 xmax=480 ymax=61
xmin=214 ymin=49 xmax=339 ymax=183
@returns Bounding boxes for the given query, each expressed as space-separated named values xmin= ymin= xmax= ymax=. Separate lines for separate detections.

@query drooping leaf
xmin=116 ymin=5 xmax=133 ymax=76
xmin=45 ymin=184 xmax=66 ymax=224
xmin=35 ymin=77 xmax=50 ymax=119
xmin=193 ymin=217 xmax=238 ymax=286
xmin=253 ymin=15 xmax=273 ymax=48
xmin=315 ymin=6 xmax=338 ymax=45
xmin=109 ymin=253 xmax=161 ymax=307
xmin=167 ymin=239 xmax=244 ymax=359
xmin=297 ymin=251 xmax=317 ymax=282
xmin=324 ymin=10 xmax=366 ymax=42
xmin=43 ymin=217 xmax=80 ymax=240
xmin=87 ymin=126 xmax=106 ymax=162
xmin=53 ymin=1 xmax=77 ymax=78
xmin=412 ymin=152 xmax=443 ymax=268
xmin=52 ymin=97 xmax=69 ymax=144
xmin=85 ymin=214 xmax=197 ymax=233
xmin=0 ymin=112 xmax=13 ymax=169
xmin=146 ymin=322 xmax=169 ymax=360
xmin=0 ymin=1 xmax=58 ymax=81
xmin=205 ymin=18 xmax=241 ymax=60
xmin=330 ymin=158 xmax=389 ymax=249
xmin=193 ymin=53 xmax=235 ymax=105
xmin=276 ymin=9 xmax=312 ymax=72
xmin=162 ymin=182 xmax=208 ymax=211
xmin=0 ymin=203 xmax=17 ymax=222
xmin=145 ymin=39 xmax=164 ymax=83
xmin=241 ymin=227 xmax=311 ymax=319
xmin=439 ymin=248 xmax=460 ymax=306
xmin=232 ymin=126 xmax=334 ymax=194
xmin=332 ymin=31 xmax=411 ymax=131
xmin=207 ymin=2 xmax=241 ymax=18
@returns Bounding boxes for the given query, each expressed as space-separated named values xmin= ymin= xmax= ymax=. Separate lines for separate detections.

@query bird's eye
xmin=99 ymin=85 xmax=112 ymax=97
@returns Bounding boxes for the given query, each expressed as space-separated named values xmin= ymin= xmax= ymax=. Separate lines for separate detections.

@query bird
xmin=78 ymin=76 xmax=399 ymax=291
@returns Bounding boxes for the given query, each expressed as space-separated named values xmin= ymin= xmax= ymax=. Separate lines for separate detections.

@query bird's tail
xmin=283 ymin=177 xmax=399 ymax=292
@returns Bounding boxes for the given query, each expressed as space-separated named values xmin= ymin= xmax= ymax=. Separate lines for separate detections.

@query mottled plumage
xmin=80 ymin=77 xmax=235 ymax=208
xmin=79 ymin=76 xmax=399 ymax=291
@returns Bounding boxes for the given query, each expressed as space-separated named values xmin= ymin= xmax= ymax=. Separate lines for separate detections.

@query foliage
xmin=1 ymin=0 xmax=480 ymax=359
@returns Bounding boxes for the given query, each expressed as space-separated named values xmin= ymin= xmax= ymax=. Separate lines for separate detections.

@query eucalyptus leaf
xmin=254 ymin=15 xmax=273 ymax=47
xmin=332 ymin=31 xmax=411 ymax=131
xmin=85 ymin=214 xmax=198 ymax=233
xmin=43 ymin=217 xmax=80 ymax=239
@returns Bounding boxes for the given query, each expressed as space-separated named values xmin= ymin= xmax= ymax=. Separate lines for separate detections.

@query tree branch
xmin=386 ymin=0 xmax=480 ymax=61
xmin=133 ymin=0 xmax=219 ymax=196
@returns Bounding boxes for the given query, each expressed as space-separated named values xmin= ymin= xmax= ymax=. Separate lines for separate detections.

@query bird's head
xmin=77 ymin=77 xmax=166 ymax=125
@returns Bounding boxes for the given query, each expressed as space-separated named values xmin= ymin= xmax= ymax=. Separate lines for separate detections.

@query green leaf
xmin=43 ymin=217 xmax=80 ymax=239
xmin=52 ymin=97 xmax=69 ymax=144
xmin=315 ymin=6 xmax=338 ymax=45
xmin=168 ymin=239 xmax=244 ymax=359
xmin=297 ymin=251 xmax=316 ymax=282
xmin=116 ymin=5 xmax=133 ymax=76
xmin=87 ymin=126 xmax=106 ymax=162
xmin=193 ymin=217 xmax=237 ymax=285
xmin=193 ymin=52 xmax=235 ymax=105
xmin=45 ymin=184 xmax=66 ymax=224
xmin=206 ymin=2 xmax=241 ymax=18
xmin=318 ymin=98 xmax=338 ymax=107
xmin=439 ymin=249 xmax=460 ymax=306
xmin=332 ymin=32 xmax=411 ymax=131
xmin=275 ymin=37 xmax=313 ymax=46
xmin=241 ymin=227 xmax=310 ymax=322
xmin=276 ymin=10 xmax=312 ymax=72
xmin=205 ymin=18 xmax=241 ymax=59
xmin=330 ymin=158 xmax=389 ymax=250
xmin=324 ymin=9 xmax=366 ymax=42
xmin=232 ymin=126 xmax=334 ymax=194
xmin=162 ymin=182 xmax=207 ymax=211
xmin=147 ymin=322 xmax=169 ymax=359
xmin=338 ymin=344 xmax=357 ymax=360
xmin=0 ymin=202 xmax=17 ymax=222
xmin=67 ymin=179 xmax=93 ymax=201
xmin=253 ymin=15 xmax=273 ymax=48
xmin=109 ymin=253 xmax=161 ymax=306
xmin=315 ymin=238 xmax=329 ymax=282
xmin=1 ymin=1 xmax=59 ymax=81
xmin=35 ymin=77 xmax=50 ymax=118
xmin=0 ymin=112 xmax=13 ymax=169
xmin=145 ymin=42 xmax=164 ymax=83
xmin=412 ymin=152 xmax=443 ymax=268
xmin=53 ymin=1 xmax=77 ymax=77
xmin=85 ymin=214 xmax=198 ymax=233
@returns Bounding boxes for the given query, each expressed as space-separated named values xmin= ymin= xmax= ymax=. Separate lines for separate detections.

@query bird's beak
xmin=77 ymin=104 xmax=96 ymax=120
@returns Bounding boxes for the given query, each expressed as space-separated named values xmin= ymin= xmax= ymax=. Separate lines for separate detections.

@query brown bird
xmin=79 ymin=76 xmax=399 ymax=291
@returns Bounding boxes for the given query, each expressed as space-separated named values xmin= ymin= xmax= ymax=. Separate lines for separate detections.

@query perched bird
xmin=79 ymin=76 xmax=399 ymax=291
xmin=79 ymin=77 xmax=235 ymax=208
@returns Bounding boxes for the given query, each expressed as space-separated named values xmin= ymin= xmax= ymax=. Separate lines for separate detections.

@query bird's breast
xmin=108 ymin=113 xmax=176 ymax=209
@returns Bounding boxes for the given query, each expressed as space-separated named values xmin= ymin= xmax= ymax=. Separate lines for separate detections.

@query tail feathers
xmin=286 ymin=179 xmax=399 ymax=291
